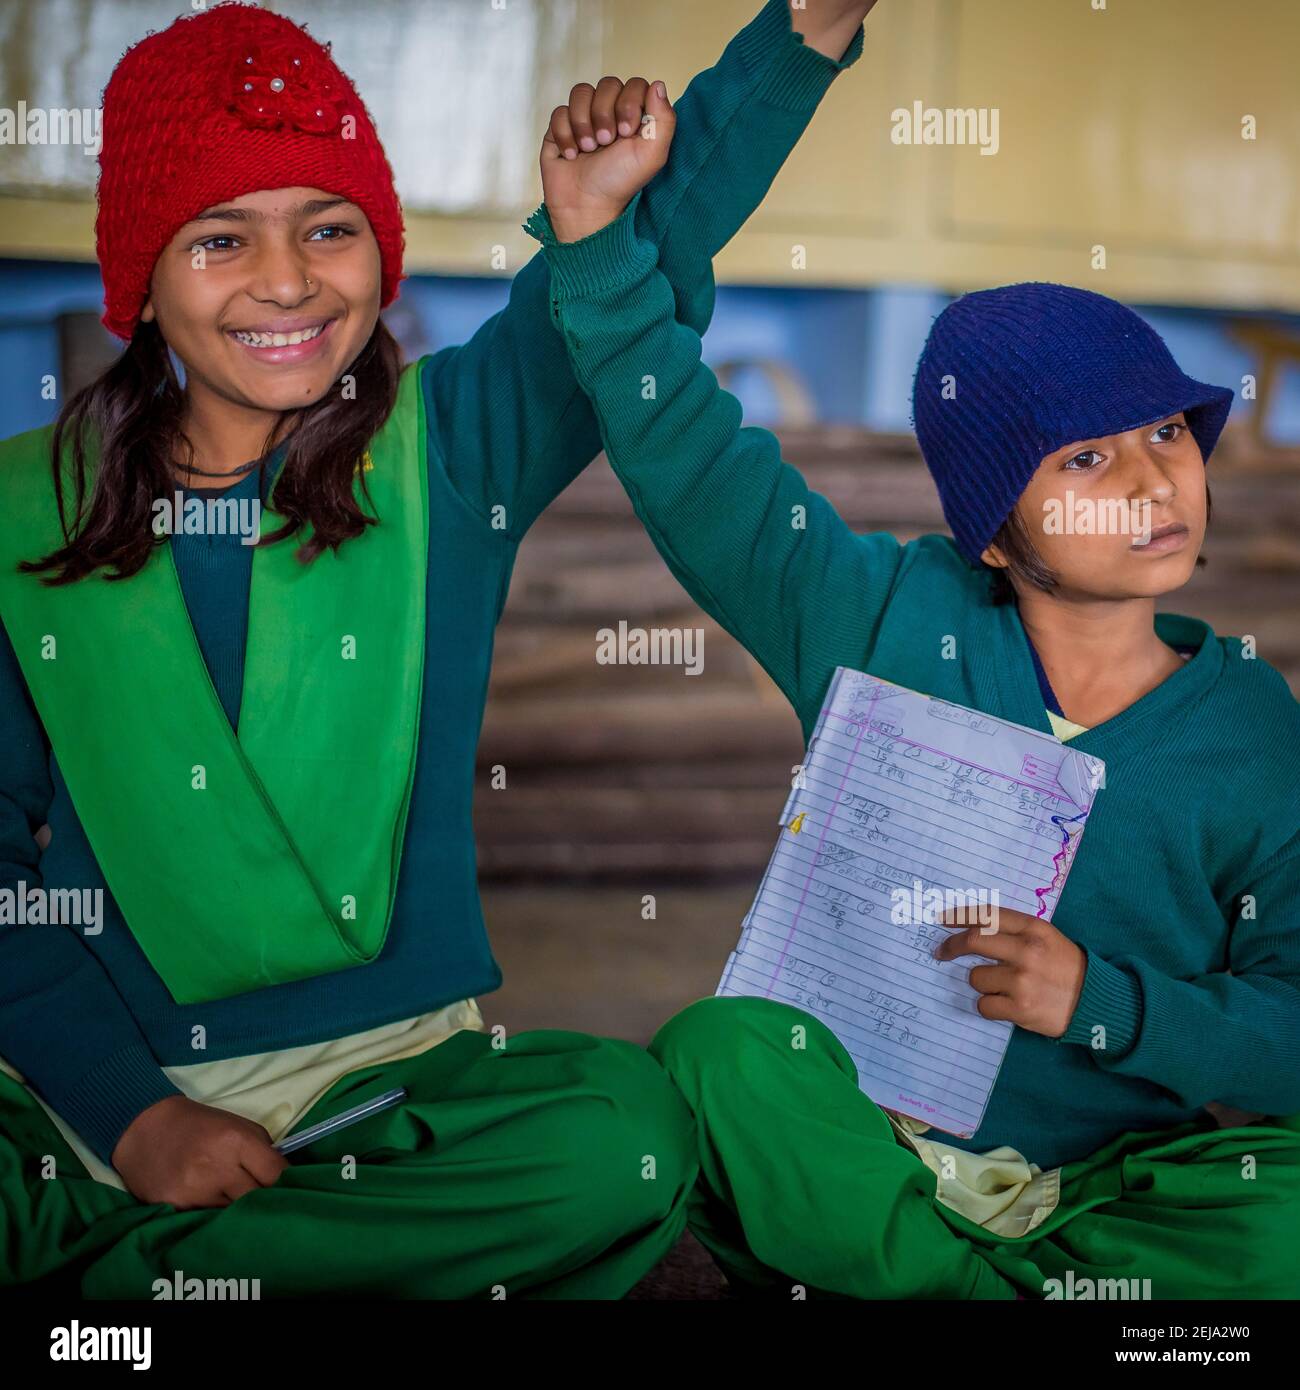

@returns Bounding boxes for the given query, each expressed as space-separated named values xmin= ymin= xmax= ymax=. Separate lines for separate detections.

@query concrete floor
xmin=478 ymin=882 xmax=753 ymax=1044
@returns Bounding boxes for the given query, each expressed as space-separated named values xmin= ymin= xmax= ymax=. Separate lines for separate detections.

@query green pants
xmin=0 ymin=1028 xmax=696 ymax=1299
xmin=648 ymin=996 xmax=1300 ymax=1300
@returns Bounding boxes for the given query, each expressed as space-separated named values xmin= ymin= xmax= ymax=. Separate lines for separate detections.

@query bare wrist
xmin=788 ymin=1 xmax=873 ymax=62
xmin=548 ymin=202 xmax=625 ymax=245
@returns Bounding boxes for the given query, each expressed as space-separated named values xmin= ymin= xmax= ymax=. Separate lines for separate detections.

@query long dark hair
xmin=21 ymin=316 xmax=404 ymax=585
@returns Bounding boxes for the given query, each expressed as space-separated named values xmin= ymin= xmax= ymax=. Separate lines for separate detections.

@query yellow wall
xmin=604 ymin=0 xmax=1300 ymax=309
xmin=4 ymin=0 xmax=1296 ymax=309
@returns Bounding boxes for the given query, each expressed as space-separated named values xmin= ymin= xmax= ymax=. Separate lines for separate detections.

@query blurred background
xmin=3 ymin=0 xmax=1299 ymax=1056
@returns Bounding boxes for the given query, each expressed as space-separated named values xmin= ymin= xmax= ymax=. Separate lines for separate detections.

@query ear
xmin=980 ymin=541 xmax=1008 ymax=569
xmin=140 ymin=299 xmax=155 ymax=324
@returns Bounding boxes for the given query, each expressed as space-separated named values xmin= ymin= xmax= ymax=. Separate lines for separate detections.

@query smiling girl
xmin=0 ymin=0 xmax=875 ymax=1297
xmin=525 ymin=93 xmax=1300 ymax=1298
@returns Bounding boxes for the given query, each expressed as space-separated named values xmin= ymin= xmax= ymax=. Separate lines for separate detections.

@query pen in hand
xmin=274 ymin=1087 xmax=408 ymax=1155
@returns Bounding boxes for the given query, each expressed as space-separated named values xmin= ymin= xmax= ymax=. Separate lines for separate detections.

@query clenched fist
xmin=112 ymin=1093 xmax=288 ymax=1209
xmin=539 ymin=76 xmax=676 ymax=244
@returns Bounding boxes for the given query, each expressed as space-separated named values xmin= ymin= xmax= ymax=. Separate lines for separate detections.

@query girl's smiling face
xmin=140 ymin=185 xmax=381 ymax=413
xmin=983 ymin=412 xmax=1208 ymax=600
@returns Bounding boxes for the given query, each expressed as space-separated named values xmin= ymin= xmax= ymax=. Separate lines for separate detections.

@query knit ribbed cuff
xmin=738 ymin=0 xmax=867 ymax=109
xmin=1059 ymin=947 xmax=1142 ymax=1059
xmin=522 ymin=189 xmax=656 ymax=302
xmin=55 ymin=1041 xmax=181 ymax=1166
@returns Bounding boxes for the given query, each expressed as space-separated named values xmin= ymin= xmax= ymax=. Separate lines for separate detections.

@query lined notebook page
xmin=717 ymin=667 xmax=1105 ymax=1138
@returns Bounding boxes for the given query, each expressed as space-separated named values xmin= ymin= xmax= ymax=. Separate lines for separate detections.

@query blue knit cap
xmin=910 ymin=282 xmax=1235 ymax=566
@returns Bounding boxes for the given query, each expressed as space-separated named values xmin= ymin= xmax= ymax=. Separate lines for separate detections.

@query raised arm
xmin=0 ymin=618 xmax=181 ymax=1166
xmin=523 ymin=165 xmax=903 ymax=731
xmin=425 ymin=0 xmax=872 ymax=540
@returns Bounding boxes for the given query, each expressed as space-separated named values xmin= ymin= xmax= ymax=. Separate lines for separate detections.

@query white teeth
xmin=231 ymin=323 xmax=326 ymax=348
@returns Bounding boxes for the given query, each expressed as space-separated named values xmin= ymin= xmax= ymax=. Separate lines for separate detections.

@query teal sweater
xmin=525 ymin=193 xmax=1300 ymax=1170
xmin=0 ymin=0 xmax=865 ymax=1165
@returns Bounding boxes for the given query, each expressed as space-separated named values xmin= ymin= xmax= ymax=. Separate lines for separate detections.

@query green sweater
xmin=0 ymin=0 xmax=866 ymax=1165
xmin=524 ymin=195 xmax=1300 ymax=1170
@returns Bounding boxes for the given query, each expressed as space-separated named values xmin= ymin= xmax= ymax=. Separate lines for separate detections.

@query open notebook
xmin=717 ymin=667 xmax=1105 ymax=1138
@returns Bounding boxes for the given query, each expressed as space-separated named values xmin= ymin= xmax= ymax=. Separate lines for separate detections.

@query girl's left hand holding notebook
xmin=934 ymin=906 xmax=1088 ymax=1040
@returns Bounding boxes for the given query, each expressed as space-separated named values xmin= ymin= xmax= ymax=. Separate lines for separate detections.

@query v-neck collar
xmin=975 ymin=599 xmax=1223 ymax=762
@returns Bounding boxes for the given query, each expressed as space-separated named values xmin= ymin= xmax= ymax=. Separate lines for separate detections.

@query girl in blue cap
xmin=522 ymin=85 xmax=1300 ymax=1299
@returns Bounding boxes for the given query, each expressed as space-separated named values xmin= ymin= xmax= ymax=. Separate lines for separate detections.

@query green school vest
xmin=0 ymin=362 xmax=428 ymax=1004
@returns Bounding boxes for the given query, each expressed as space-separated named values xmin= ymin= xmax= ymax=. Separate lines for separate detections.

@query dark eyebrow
xmin=185 ymin=197 xmax=353 ymax=225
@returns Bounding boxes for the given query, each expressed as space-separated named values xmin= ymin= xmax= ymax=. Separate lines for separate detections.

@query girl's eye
xmin=309 ymin=224 xmax=357 ymax=242
xmin=1151 ymin=421 xmax=1186 ymax=444
xmin=189 ymin=225 xmax=356 ymax=253
xmin=1062 ymin=449 xmax=1103 ymax=470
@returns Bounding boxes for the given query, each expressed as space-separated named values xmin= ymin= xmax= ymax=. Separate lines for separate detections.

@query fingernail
xmin=596 ymin=128 xmax=612 ymax=144
xmin=579 ymin=136 xmax=596 ymax=151
xmin=655 ymin=81 xmax=667 ymax=100
xmin=618 ymin=121 xmax=632 ymax=136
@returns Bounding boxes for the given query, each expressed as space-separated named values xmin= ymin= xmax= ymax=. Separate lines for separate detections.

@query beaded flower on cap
xmin=230 ymin=34 xmax=343 ymax=134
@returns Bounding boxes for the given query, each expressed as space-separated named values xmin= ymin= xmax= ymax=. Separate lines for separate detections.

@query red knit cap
xmin=96 ymin=1 xmax=405 ymax=341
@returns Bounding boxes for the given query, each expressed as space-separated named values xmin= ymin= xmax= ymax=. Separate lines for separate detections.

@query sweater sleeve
xmin=0 ymin=617 xmax=180 ymax=1166
xmin=1059 ymin=831 xmax=1300 ymax=1116
xmin=424 ymin=0 xmax=866 ymax=540
xmin=522 ymin=192 xmax=903 ymax=731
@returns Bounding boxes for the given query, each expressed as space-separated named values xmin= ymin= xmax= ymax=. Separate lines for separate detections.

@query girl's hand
xmin=540 ymin=77 xmax=676 ymax=244
xmin=934 ymin=905 xmax=1087 ymax=1038
xmin=112 ymin=1093 xmax=288 ymax=1209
